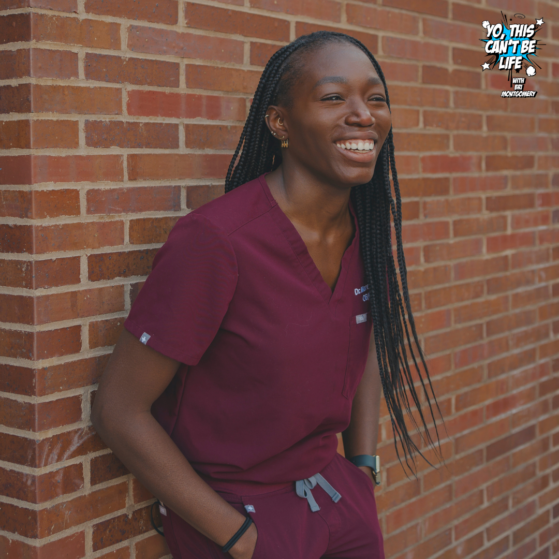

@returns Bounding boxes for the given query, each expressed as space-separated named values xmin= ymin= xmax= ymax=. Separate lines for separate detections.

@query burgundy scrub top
xmin=124 ymin=174 xmax=373 ymax=493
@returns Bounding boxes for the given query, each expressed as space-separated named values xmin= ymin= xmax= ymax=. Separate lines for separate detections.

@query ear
xmin=265 ymin=105 xmax=289 ymax=141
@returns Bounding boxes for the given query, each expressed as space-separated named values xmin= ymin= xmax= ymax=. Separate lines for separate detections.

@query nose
xmin=345 ymin=98 xmax=374 ymax=127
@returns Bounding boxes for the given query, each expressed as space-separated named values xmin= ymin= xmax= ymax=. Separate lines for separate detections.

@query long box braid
xmin=225 ymin=31 xmax=444 ymax=473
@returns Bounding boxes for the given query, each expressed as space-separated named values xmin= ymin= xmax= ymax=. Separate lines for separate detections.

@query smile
xmin=335 ymin=140 xmax=375 ymax=152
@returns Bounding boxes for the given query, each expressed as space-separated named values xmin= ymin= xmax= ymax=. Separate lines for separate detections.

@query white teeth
xmin=336 ymin=141 xmax=375 ymax=151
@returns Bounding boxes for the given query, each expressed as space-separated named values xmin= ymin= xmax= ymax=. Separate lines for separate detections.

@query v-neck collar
xmin=258 ymin=174 xmax=359 ymax=306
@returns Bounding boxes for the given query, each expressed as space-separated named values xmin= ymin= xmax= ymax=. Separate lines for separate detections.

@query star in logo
xmin=481 ymin=62 xmax=490 ymax=71
xmin=536 ymin=18 xmax=544 ymax=26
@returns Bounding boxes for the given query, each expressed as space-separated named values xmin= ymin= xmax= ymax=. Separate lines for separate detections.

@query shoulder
xmin=191 ymin=175 xmax=274 ymax=237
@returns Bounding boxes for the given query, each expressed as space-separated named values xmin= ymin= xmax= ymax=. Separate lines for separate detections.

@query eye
xmin=322 ymin=94 xmax=344 ymax=101
xmin=369 ymin=95 xmax=386 ymax=102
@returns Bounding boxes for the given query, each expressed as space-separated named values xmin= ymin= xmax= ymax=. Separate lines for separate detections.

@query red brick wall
xmin=0 ymin=1 xmax=558 ymax=557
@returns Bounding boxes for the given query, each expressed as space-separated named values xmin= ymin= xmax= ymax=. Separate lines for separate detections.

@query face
xmin=266 ymin=42 xmax=392 ymax=188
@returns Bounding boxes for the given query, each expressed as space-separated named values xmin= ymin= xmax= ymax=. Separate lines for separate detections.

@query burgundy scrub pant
xmin=161 ymin=452 xmax=385 ymax=558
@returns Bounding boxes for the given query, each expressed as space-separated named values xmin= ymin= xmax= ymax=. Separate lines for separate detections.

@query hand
xmin=229 ymin=523 xmax=258 ymax=559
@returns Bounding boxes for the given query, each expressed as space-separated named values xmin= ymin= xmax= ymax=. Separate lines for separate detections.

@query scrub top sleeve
xmin=124 ymin=213 xmax=238 ymax=366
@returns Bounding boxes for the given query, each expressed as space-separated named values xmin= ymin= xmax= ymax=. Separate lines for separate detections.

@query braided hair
xmin=225 ymin=31 xmax=443 ymax=473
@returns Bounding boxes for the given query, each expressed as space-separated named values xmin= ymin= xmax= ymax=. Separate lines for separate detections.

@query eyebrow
xmin=312 ymin=75 xmax=383 ymax=89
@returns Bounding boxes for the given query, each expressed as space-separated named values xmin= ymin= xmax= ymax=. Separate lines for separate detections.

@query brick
xmin=383 ymin=37 xmax=448 ymax=63
xmin=424 ymin=239 xmax=483 ymax=263
xmin=30 ymin=48 xmax=79 ymax=79
xmin=93 ymin=505 xmax=153 ymax=551
xmin=0 ymin=293 xmax=34 ymax=323
xmin=33 ymin=155 xmax=123 ymax=184
xmin=132 ymin=478 xmax=153 ymax=504
xmin=0 ymin=155 xmax=32 ymax=185
xmin=295 ymin=22 xmax=378 ymax=54
xmin=96 ymin=547 xmax=131 ymax=559
xmin=487 ymin=271 xmax=536 ymax=296
xmin=422 ymin=18 xmax=479 ymax=46
xmin=512 ymin=210 xmax=551 ymax=230
xmin=346 ymin=4 xmax=419 ymax=35
xmin=452 ymin=3 xmax=501 ymax=26
xmin=127 ymin=90 xmax=245 ymax=120
xmin=486 ymin=193 xmax=535 ymax=212
xmin=511 ymin=248 xmax=549 ymax=270
xmin=87 ymin=186 xmax=180 ymax=215
xmin=0 ymin=189 xmax=80 ymax=219
xmin=34 ymin=221 xmax=124 ymax=254
xmin=402 ymin=221 xmax=449 ymax=243
xmin=425 ymin=324 xmax=483 ymax=354
xmin=90 ymin=452 xmax=129 ymax=485
xmin=251 ymin=0 xmax=339 ymax=20
xmin=422 ymin=154 xmax=481 ymax=174
xmin=129 ymin=216 xmax=179 ymax=245
xmin=31 ymin=483 xmax=128 ymax=538
xmin=0 ymin=84 xmax=31 ymax=114
xmin=0 ymin=223 xmax=33 ymax=253
xmin=381 ymin=0 xmax=448 ymax=16
xmin=399 ymin=177 xmax=449 ymax=198
xmin=89 ymin=317 xmax=125 ymax=349
xmin=486 ymin=155 xmax=535 ymax=172
xmin=0 ymin=325 xmax=81 ymax=360
xmin=391 ymin=84 xmax=449 ymax=108
xmin=488 ymin=349 xmax=536 ymax=379
xmin=425 ymin=281 xmax=484 ymax=309
xmin=454 ymin=336 xmax=509 ymax=368
xmin=487 ymin=387 xmax=538 ymax=420
xmin=453 ymin=175 xmax=507 ymax=194
xmin=487 ymin=114 xmax=536 ymax=133
xmin=0 ymin=13 xmax=31 ymax=44
xmin=423 ymin=65 xmax=481 ymax=90
xmin=185 ymin=3 xmax=290 ymax=41
xmin=423 ymin=197 xmax=481 ymax=218
xmin=31 ymin=13 xmax=120 ymax=49
xmin=31 ymin=120 xmax=80 ymax=149
xmin=0 ymin=395 xmax=82 ymax=431
xmin=128 ymin=25 xmax=243 ymax=63
xmin=487 ymin=501 xmax=536 ymax=541
xmin=513 ymin=512 xmax=549 ymax=545
xmin=33 ymin=257 xmax=82 ymax=288
xmin=454 ymin=296 xmax=508 ymax=324
xmin=487 ymin=232 xmax=535 ymax=253
xmin=453 ymin=216 xmax=507 ymax=237
xmin=134 ymin=533 xmax=170 ymax=559
xmin=454 ymin=256 xmax=508 ymax=281
xmin=424 ymin=111 xmax=482 ymax=132
xmin=85 ymin=54 xmax=179 ymax=88
xmin=408 ymin=265 xmax=451 ymax=289
xmin=0 ymin=532 xmax=85 ymax=558
xmin=393 ymin=132 xmax=449 ymax=152
xmin=184 ymin=123 xmax=243 ymax=150
xmin=1 ymin=0 xmax=78 ymax=11
xmin=250 ymin=41 xmax=282 ymax=67
xmin=85 ymin=0 xmax=178 ymax=24
xmin=487 ymin=426 xmax=537 ymax=462
xmin=0 ymin=49 xmax=30 ymax=80
xmin=88 ymin=249 xmax=158 ymax=281
xmin=453 ymin=134 xmax=507 ymax=153
xmin=128 ymin=154 xmax=230 ymax=181
xmin=510 ymin=135 xmax=549 ymax=152
xmin=86 ymin=121 xmax=178 ymax=149
xmin=33 ymin=285 xmax=124 ymax=325
xmin=0 ymin=355 xmax=107 ymax=397
xmin=32 ymin=85 xmax=122 ymax=115
xmin=186 ymin=64 xmax=260 ymax=94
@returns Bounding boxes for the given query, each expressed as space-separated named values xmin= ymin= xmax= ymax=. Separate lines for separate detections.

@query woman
xmin=92 ymin=31 xmax=442 ymax=559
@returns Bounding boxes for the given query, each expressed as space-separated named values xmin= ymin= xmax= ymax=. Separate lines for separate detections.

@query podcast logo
xmin=480 ymin=12 xmax=545 ymax=98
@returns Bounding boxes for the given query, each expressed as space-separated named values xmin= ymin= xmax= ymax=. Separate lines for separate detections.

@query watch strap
xmin=348 ymin=454 xmax=381 ymax=485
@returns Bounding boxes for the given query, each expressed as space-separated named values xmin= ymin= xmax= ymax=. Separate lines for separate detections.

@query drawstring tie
xmin=295 ymin=473 xmax=342 ymax=512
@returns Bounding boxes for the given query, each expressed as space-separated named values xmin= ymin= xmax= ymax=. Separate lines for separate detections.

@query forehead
xmin=299 ymin=42 xmax=379 ymax=85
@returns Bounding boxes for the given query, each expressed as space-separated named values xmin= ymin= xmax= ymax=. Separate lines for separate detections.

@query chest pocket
xmin=342 ymin=313 xmax=372 ymax=399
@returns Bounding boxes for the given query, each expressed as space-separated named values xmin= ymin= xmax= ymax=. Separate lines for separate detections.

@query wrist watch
xmin=348 ymin=454 xmax=381 ymax=486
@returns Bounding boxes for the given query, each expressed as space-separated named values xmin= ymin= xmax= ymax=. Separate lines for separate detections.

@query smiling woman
xmin=92 ymin=31 xmax=443 ymax=559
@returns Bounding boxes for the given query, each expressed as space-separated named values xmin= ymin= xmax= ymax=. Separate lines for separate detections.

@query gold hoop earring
xmin=281 ymin=138 xmax=289 ymax=149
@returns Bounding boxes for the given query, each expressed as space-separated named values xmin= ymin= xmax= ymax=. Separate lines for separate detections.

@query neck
xmin=266 ymin=163 xmax=352 ymax=237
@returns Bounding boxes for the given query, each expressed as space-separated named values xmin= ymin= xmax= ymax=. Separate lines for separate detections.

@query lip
xmin=334 ymin=141 xmax=377 ymax=163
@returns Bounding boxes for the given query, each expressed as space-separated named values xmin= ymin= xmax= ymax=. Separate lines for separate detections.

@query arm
xmin=341 ymin=329 xmax=382 ymax=485
xmin=91 ymin=329 xmax=257 ymax=559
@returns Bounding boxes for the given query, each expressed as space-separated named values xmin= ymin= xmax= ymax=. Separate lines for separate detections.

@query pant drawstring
xmin=295 ymin=473 xmax=342 ymax=512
